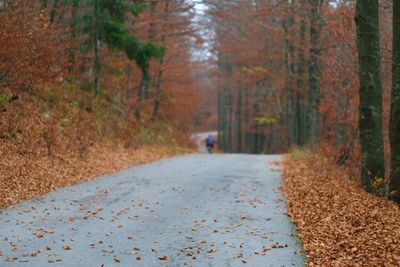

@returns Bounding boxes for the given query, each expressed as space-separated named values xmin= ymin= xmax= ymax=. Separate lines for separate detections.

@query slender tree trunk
xmin=68 ymin=0 xmax=79 ymax=76
xmin=49 ymin=0 xmax=59 ymax=23
xmin=135 ymin=73 xmax=150 ymax=121
xmin=227 ymin=92 xmax=234 ymax=153
xmin=152 ymin=56 xmax=164 ymax=119
xmin=144 ymin=1 xmax=159 ymax=99
xmin=126 ymin=63 xmax=133 ymax=100
xmin=283 ymin=21 xmax=296 ymax=147
xmin=308 ymin=0 xmax=322 ymax=144
xmin=242 ymin=87 xmax=248 ymax=152
xmin=221 ymin=89 xmax=229 ymax=151
xmin=94 ymin=38 xmax=101 ymax=96
xmin=235 ymin=88 xmax=243 ymax=153
xmin=296 ymin=17 xmax=307 ymax=146
xmin=355 ymin=0 xmax=385 ymax=193
xmin=41 ymin=0 xmax=48 ymax=10
xmin=218 ymin=91 xmax=223 ymax=149
xmin=93 ymin=0 xmax=101 ymax=96
xmin=152 ymin=0 xmax=170 ymax=119
xmin=389 ymin=0 xmax=400 ymax=202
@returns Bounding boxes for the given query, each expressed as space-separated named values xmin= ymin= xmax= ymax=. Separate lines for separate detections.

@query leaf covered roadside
xmin=0 ymin=143 xmax=192 ymax=209
xmin=282 ymin=154 xmax=400 ymax=266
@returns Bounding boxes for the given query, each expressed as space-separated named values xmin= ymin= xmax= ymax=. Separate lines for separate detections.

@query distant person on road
xmin=206 ymin=134 xmax=214 ymax=153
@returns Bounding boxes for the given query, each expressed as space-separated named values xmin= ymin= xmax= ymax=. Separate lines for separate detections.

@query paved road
xmin=191 ymin=132 xmax=217 ymax=153
xmin=0 ymin=154 xmax=304 ymax=266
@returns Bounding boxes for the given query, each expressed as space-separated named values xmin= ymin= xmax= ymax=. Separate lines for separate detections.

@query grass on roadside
xmin=290 ymin=148 xmax=311 ymax=160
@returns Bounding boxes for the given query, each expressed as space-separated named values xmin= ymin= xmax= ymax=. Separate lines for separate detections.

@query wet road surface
xmin=0 ymin=154 xmax=304 ymax=266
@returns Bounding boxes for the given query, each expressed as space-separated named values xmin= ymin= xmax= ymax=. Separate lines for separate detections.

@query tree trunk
xmin=308 ymin=0 xmax=322 ymax=144
xmin=94 ymin=38 xmax=101 ymax=96
xmin=355 ymin=0 xmax=385 ymax=193
xmin=389 ymin=0 xmax=400 ymax=202
xmin=41 ymin=0 xmax=48 ymax=10
xmin=144 ymin=0 xmax=159 ymax=99
xmin=152 ymin=56 xmax=164 ymax=119
xmin=93 ymin=0 xmax=101 ymax=96
xmin=152 ymin=0 xmax=170 ymax=119
xmin=67 ymin=0 xmax=79 ymax=76
xmin=218 ymin=91 xmax=224 ymax=149
xmin=296 ymin=17 xmax=307 ymax=146
xmin=135 ymin=73 xmax=150 ymax=122
xmin=235 ymin=88 xmax=243 ymax=153
xmin=283 ymin=21 xmax=296 ymax=147
xmin=227 ymin=92 xmax=234 ymax=153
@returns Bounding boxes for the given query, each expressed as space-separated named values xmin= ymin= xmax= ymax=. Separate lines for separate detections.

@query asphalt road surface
xmin=191 ymin=132 xmax=217 ymax=153
xmin=0 ymin=154 xmax=305 ymax=266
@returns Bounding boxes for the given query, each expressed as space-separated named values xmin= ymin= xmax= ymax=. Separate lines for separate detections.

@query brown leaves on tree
xmin=0 ymin=1 xmax=63 ymax=92
xmin=283 ymin=155 xmax=400 ymax=266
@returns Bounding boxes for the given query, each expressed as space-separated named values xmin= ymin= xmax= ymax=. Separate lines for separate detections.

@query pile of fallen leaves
xmin=282 ymin=154 xmax=400 ymax=266
xmin=0 ymin=142 xmax=191 ymax=208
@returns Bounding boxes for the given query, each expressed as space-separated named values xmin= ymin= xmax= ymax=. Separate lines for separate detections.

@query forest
xmin=2 ymin=0 xmax=400 ymax=265
xmin=210 ymin=0 xmax=400 ymax=201
xmin=0 ymin=0 xmax=202 ymax=206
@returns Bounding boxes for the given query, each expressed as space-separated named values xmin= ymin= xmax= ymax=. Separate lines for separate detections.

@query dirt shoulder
xmin=282 ymin=155 xmax=400 ymax=266
xmin=0 ymin=143 xmax=192 ymax=208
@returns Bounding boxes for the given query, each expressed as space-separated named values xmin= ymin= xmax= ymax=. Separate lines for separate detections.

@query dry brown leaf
xmin=158 ymin=256 xmax=168 ymax=261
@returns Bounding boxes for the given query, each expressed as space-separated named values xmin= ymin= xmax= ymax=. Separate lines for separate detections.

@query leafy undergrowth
xmin=282 ymin=154 xmax=400 ymax=266
xmin=0 ymin=88 xmax=194 ymax=208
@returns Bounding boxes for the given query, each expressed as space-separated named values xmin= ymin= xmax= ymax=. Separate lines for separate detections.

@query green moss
xmin=290 ymin=148 xmax=311 ymax=160
xmin=0 ymin=93 xmax=11 ymax=109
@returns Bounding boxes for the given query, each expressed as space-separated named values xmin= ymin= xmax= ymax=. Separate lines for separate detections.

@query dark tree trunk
xmin=355 ymin=0 xmax=385 ymax=193
xmin=308 ymin=0 xmax=322 ymax=144
xmin=296 ymin=17 xmax=307 ymax=146
xmin=93 ymin=0 xmax=101 ymax=96
xmin=389 ymin=0 xmax=400 ymax=202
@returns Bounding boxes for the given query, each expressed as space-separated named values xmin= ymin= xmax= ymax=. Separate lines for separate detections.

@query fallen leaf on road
xmin=240 ymin=214 xmax=250 ymax=220
xmin=158 ymin=256 xmax=168 ymax=261
xmin=271 ymin=243 xmax=287 ymax=249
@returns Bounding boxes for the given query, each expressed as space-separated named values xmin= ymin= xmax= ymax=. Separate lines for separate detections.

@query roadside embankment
xmin=282 ymin=152 xmax=400 ymax=266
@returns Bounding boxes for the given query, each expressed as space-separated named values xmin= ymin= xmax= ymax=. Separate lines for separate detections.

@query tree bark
xmin=308 ymin=0 xmax=322 ymax=144
xmin=355 ymin=0 xmax=385 ymax=193
xmin=389 ymin=0 xmax=400 ymax=202
xmin=134 ymin=73 xmax=150 ymax=121
xmin=152 ymin=0 xmax=170 ymax=119
xmin=235 ymin=87 xmax=243 ymax=153
xmin=296 ymin=16 xmax=307 ymax=146
xmin=152 ymin=56 xmax=164 ymax=119
xmin=93 ymin=0 xmax=101 ymax=96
